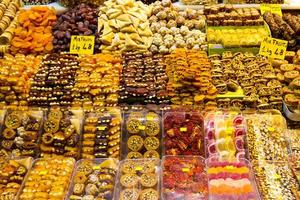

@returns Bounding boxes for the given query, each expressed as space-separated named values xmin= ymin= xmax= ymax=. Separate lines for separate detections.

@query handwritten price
xmin=70 ymin=35 xmax=94 ymax=55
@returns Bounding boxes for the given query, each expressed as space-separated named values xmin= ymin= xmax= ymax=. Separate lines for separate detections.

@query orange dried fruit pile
xmin=10 ymin=6 xmax=56 ymax=55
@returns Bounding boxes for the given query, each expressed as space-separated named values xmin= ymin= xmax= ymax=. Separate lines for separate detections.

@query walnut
xmin=157 ymin=11 xmax=167 ymax=20
xmin=152 ymin=5 xmax=162 ymax=15
xmin=180 ymin=26 xmax=189 ymax=36
xmin=161 ymin=0 xmax=172 ymax=7
xmin=167 ymin=20 xmax=177 ymax=28
xmin=149 ymin=15 xmax=158 ymax=23
xmin=150 ymin=45 xmax=159 ymax=53
xmin=184 ymin=20 xmax=194 ymax=29
xmin=176 ymin=15 xmax=185 ymax=26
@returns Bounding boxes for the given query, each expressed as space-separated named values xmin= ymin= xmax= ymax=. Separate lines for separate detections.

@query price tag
xmin=93 ymin=165 xmax=100 ymax=170
xmin=259 ymin=37 xmax=288 ymax=60
xmin=180 ymin=127 xmax=187 ymax=132
xmin=182 ymin=168 xmax=190 ymax=172
xmin=138 ymin=125 xmax=145 ymax=130
xmin=98 ymin=126 xmax=106 ymax=130
xmin=273 ymin=173 xmax=281 ymax=179
xmin=146 ymin=116 xmax=154 ymax=120
xmin=70 ymin=35 xmax=95 ymax=55
xmin=260 ymin=4 xmax=282 ymax=16
xmin=135 ymin=166 xmax=143 ymax=171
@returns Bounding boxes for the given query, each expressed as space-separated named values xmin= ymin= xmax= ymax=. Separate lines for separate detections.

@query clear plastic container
xmin=205 ymin=111 xmax=247 ymax=162
xmin=122 ymin=109 xmax=162 ymax=159
xmin=81 ymin=108 xmax=121 ymax=160
xmin=114 ymin=158 xmax=160 ymax=200
xmin=163 ymin=111 xmax=205 ymax=157
xmin=0 ymin=109 xmax=44 ymax=157
xmin=162 ymin=155 xmax=208 ymax=200
xmin=286 ymin=129 xmax=300 ymax=157
xmin=245 ymin=113 xmax=289 ymax=161
xmin=18 ymin=157 xmax=75 ymax=200
xmin=0 ymin=157 xmax=33 ymax=200
xmin=67 ymin=158 xmax=118 ymax=200
xmin=252 ymin=160 xmax=299 ymax=200
xmin=40 ymin=107 xmax=83 ymax=159
xmin=288 ymin=154 xmax=300 ymax=184
xmin=207 ymin=159 xmax=260 ymax=200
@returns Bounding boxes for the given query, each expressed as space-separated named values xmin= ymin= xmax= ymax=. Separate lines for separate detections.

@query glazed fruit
xmin=162 ymin=156 xmax=208 ymax=200
xmin=163 ymin=110 xmax=205 ymax=156
xmin=207 ymin=160 xmax=259 ymax=199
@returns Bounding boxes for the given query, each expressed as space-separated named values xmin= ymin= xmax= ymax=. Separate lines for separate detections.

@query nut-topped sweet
xmin=81 ymin=108 xmax=121 ymax=159
xmin=0 ymin=109 xmax=43 ymax=157
xmin=123 ymin=109 xmax=162 ymax=159
xmin=18 ymin=157 xmax=75 ymax=200
xmin=68 ymin=159 xmax=118 ymax=200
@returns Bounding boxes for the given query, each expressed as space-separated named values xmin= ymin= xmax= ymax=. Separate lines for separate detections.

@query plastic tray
xmin=245 ymin=113 xmax=289 ymax=161
xmin=162 ymin=155 xmax=208 ymax=200
xmin=286 ymin=129 xmax=300 ymax=156
xmin=17 ymin=157 xmax=75 ymax=200
xmin=163 ymin=111 xmax=205 ymax=157
xmin=0 ymin=157 xmax=33 ymax=200
xmin=67 ymin=158 xmax=118 ymax=200
xmin=207 ymin=159 xmax=260 ymax=200
xmin=81 ymin=108 xmax=122 ymax=160
xmin=122 ymin=109 xmax=162 ymax=159
xmin=114 ymin=158 xmax=161 ymax=200
xmin=252 ymin=160 xmax=300 ymax=200
xmin=205 ymin=112 xmax=248 ymax=162
xmin=40 ymin=107 xmax=83 ymax=159
xmin=0 ymin=109 xmax=44 ymax=158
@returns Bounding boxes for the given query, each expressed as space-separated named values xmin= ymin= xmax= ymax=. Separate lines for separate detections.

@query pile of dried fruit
xmin=52 ymin=4 xmax=100 ymax=53
xmin=10 ymin=7 xmax=56 ymax=55
xmin=0 ymin=54 xmax=42 ymax=106
xmin=0 ymin=0 xmax=21 ymax=54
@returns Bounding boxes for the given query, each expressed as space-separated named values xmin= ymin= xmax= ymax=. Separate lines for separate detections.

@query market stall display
xmin=264 ymin=12 xmax=300 ymax=51
xmin=211 ymin=52 xmax=283 ymax=110
xmin=271 ymin=51 xmax=300 ymax=112
xmin=40 ymin=107 xmax=82 ymax=159
xmin=97 ymin=0 xmax=152 ymax=53
xmin=0 ymin=54 xmax=42 ymax=106
xmin=28 ymin=53 xmax=79 ymax=107
xmin=72 ymin=54 xmax=122 ymax=108
xmin=0 ymin=0 xmax=21 ymax=54
xmin=252 ymin=160 xmax=299 ymax=200
xmin=165 ymin=49 xmax=217 ymax=109
xmin=162 ymin=156 xmax=208 ymax=200
xmin=18 ymin=157 xmax=75 ymax=200
xmin=123 ymin=109 xmax=162 ymax=159
xmin=0 ymin=1 xmax=297 ymax=199
xmin=68 ymin=158 xmax=118 ymax=200
xmin=81 ymin=108 xmax=121 ymax=159
xmin=246 ymin=114 xmax=289 ymax=161
xmin=52 ymin=3 xmax=100 ymax=53
xmin=150 ymin=0 xmax=206 ymax=53
xmin=10 ymin=6 xmax=56 ymax=55
xmin=207 ymin=160 xmax=259 ymax=199
xmin=0 ymin=109 xmax=43 ymax=157
xmin=204 ymin=5 xmax=263 ymax=26
xmin=0 ymin=157 xmax=32 ymax=200
xmin=114 ymin=159 xmax=160 ymax=200
xmin=163 ymin=110 xmax=205 ymax=156
xmin=119 ymin=52 xmax=169 ymax=105
xmin=205 ymin=113 xmax=247 ymax=161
